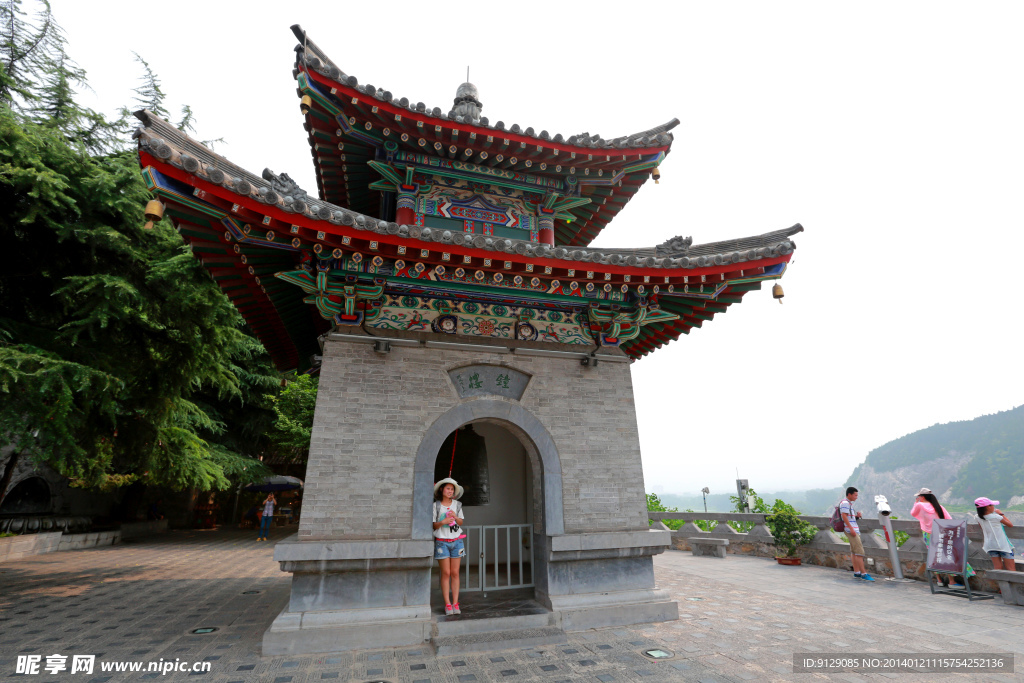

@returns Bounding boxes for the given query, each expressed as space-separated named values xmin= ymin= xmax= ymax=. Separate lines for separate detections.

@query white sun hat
xmin=433 ymin=478 xmax=464 ymax=500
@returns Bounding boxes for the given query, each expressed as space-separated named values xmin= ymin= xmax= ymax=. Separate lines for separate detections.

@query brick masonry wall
xmin=299 ymin=338 xmax=649 ymax=541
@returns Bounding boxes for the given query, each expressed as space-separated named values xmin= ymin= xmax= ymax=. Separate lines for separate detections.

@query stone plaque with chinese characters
xmin=448 ymin=365 xmax=530 ymax=400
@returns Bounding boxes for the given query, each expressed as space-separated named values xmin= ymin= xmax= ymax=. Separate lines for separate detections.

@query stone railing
xmin=648 ymin=511 xmax=1024 ymax=593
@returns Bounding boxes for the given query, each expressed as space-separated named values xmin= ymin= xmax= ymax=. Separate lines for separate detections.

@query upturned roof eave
xmin=135 ymin=110 xmax=799 ymax=280
xmin=291 ymin=25 xmax=678 ymax=155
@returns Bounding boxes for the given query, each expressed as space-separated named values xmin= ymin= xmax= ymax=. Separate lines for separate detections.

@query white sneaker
xmin=445 ymin=604 xmax=453 ymax=616
xmin=452 ymin=603 xmax=461 ymax=615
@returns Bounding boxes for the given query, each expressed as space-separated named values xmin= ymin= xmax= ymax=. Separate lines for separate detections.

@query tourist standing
xmin=433 ymin=478 xmax=466 ymax=616
xmin=911 ymin=487 xmax=975 ymax=586
xmin=976 ymin=497 xmax=1015 ymax=570
xmin=840 ymin=487 xmax=874 ymax=581
xmin=257 ymin=493 xmax=276 ymax=542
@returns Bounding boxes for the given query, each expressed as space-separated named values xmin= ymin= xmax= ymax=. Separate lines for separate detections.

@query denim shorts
xmin=988 ymin=549 xmax=1014 ymax=559
xmin=434 ymin=538 xmax=465 ymax=559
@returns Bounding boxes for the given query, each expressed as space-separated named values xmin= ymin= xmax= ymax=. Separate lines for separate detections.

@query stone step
xmin=434 ymin=611 xmax=558 ymax=637
xmin=432 ymin=625 xmax=567 ymax=656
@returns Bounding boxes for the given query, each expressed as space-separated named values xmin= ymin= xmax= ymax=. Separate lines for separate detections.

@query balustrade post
xmin=898 ymin=528 xmax=927 ymax=554
xmin=805 ymin=518 xmax=843 ymax=548
xmin=675 ymin=521 xmax=708 ymax=536
xmin=966 ymin=523 xmax=989 ymax=568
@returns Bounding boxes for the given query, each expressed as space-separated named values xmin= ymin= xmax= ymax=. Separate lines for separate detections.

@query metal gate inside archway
xmin=460 ymin=524 xmax=534 ymax=592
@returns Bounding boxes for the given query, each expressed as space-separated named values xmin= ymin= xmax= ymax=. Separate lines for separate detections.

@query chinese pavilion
xmin=135 ymin=25 xmax=800 ymax=656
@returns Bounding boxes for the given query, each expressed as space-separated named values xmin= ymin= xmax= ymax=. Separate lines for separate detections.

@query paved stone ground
xmin=1 ymin=529 xmax=1023 ymax=682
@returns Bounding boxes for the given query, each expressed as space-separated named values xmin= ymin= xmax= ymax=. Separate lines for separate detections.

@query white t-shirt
xmin=839 ymin=499 xmax=859 ymax=535
xmin=979 ymin=513 xmax=1014 ymax=553
xmin=433 ymin=500 xmax=465 ymax=540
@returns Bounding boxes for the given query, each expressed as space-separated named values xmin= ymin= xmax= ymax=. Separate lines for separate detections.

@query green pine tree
xmin=0 ymin=0 xmax=277 ymax=498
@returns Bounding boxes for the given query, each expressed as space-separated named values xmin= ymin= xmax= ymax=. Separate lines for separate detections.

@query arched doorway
xmin=433 ymin=422 xmax=535 ymax=597
xmin=0 ymin=477 xmax=52 ymax=515
xmin=415 ymin=399 xmax=563 ymax=618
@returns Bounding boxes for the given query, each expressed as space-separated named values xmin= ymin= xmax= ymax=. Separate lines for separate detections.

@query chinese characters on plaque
xmin=448 ymin=365 xmax=530 ymax=400
xmin=927 ymin=518 xmax=968 ymax=574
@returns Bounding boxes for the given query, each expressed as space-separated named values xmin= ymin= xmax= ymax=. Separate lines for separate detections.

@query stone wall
xmin=654 ymin=512 xmax=1013 ymax=594
xmin=0 ymin=531 xmax=62 ymax=562
xmin=301 ymin=336 xmax=648 ymax=541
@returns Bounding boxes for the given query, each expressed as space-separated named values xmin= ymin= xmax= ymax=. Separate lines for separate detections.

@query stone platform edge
xmin=0 ymin=520 xmax=169 ymax=563
xmin=548 ymin=529 xmax=671 ymax=562
xmin=273 ymin=534 xmax=434 ymax=562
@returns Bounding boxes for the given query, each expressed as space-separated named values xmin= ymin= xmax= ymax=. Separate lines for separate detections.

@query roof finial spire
xmin=453 ymin=72 xmax=482 ymax=123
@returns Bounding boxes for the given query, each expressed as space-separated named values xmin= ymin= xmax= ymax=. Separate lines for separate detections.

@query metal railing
xmin=461 ymin=524 xmax=534 ymax=593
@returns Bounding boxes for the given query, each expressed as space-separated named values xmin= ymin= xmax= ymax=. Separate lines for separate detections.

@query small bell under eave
xmin=652 ymin=167 xmax=661 ymax=185
xmin=143 ymin=199 xmax=164 ymax=230
xmin=772 ymin=283 xmax=784 ymax=304
xmin=300 ymin=95 xmax=312 ymax=115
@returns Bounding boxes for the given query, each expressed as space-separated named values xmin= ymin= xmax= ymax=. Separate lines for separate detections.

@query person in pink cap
xmin=975 ymin=497 xmax=1015 ymax=571
xmin=911 ymin=487 xmax=975 ymax=586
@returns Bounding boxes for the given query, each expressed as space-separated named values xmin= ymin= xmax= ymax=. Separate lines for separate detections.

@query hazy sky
xmin=48 ymin=1 xmax=1024 ymax=495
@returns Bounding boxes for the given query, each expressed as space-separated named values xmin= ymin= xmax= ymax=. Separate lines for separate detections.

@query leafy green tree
xmin=267 ymin=375 xmax=318 ymax=457
xmin=729 ymin=488 xmax=820 ymax=549
xmin=728 ymin=487 xmax=768 ymax=532
xmin=0 ymin=0 xmax=276 ymax=500
xmin=647 ymin=493 xmax=681 ymax=530
xmin=1 ymin=0 xmax=61 ymax=106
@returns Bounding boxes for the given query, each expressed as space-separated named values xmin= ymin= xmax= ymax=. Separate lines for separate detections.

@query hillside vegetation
xmin=846 ymin=405 xmax=1024 ymax=504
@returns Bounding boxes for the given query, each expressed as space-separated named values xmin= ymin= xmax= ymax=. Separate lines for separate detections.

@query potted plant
xmin=769 ymin=511 xmax=817 ymax=565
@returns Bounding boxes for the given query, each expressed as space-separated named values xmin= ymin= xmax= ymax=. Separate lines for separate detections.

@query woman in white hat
xmin=433 ymin=478 xmax=466 ymax=616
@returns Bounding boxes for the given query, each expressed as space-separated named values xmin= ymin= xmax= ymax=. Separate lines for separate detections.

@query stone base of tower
xmin=263 ymin=537 xmax=434 ymax=655
xmin=262 ymin=330 xmax=676 ymax=655
xmin=536 ymin=530 xmax=678 ymax=631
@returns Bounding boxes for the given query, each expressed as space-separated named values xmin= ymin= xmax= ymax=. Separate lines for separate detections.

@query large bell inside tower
xmin=434 ymin=424 xmax=489 ymax=506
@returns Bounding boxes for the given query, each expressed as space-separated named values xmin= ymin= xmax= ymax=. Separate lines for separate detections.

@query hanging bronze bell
xmin=435 ymin=424 xmax=490 ymax=506
xmin=143 ymin=199 xmax=165 ymax=230
xmin=300 ymin=95 xmax=312 ymax=115
xmin=772 ymin=283 xmax=784 ymax=304
xmin=652 ymin=167 xmax=661 ymax=184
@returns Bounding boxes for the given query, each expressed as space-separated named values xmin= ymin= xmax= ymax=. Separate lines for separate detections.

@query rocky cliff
xmin=843 ymin=404 xmax=1023 ymax=519
xmin=844 ymin=451 xmax=973 ymax=518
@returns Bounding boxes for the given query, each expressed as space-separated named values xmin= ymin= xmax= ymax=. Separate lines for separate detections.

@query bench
xmin=689 ymin=537 xmax=729 ymax=558
xmin=985 ymin=570 xmax=1024 ymax=606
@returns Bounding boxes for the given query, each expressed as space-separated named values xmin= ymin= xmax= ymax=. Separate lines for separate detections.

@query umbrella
xmin=243 ymin=475 xmax=304 ymax=493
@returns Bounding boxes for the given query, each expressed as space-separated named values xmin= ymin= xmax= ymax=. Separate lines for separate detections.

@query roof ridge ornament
xmin=655 ymin=235 xmax=692 ymax=257
xmin=453 ymin=78 xmax=482 ymax=124
xmin=262 ymin=168 xmax=309 ymax=204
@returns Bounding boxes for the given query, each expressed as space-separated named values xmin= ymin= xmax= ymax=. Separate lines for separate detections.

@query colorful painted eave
xmin=291 ymin=26 xmax=674 ymax=249
xmin=134 ymin=111 xmax=799 ymax=369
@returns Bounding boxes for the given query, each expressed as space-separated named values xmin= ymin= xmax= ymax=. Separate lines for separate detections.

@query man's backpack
xmin=830 ymin=500 xmax=846 ymax=532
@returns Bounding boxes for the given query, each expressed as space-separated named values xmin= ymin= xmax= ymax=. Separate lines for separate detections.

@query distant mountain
xmin=658 ymin=487 xmax=844 ymax=516
xmin=845 ymin=404 xmax=1024 ymax=516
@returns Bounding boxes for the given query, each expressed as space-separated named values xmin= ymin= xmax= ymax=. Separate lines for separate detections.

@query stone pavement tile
xmin=6 ymin=534 xmax=1024 ymax=683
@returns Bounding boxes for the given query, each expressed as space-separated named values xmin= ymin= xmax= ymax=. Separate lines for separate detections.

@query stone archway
xmin=411 ymin=398 xmax=563 ymax=541
xmin=0 ymin=476 xmax=52 ymax=514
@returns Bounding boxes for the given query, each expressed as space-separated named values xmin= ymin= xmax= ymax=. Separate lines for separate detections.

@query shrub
xmin=768 ymin=511 xmax=819 ymax=557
